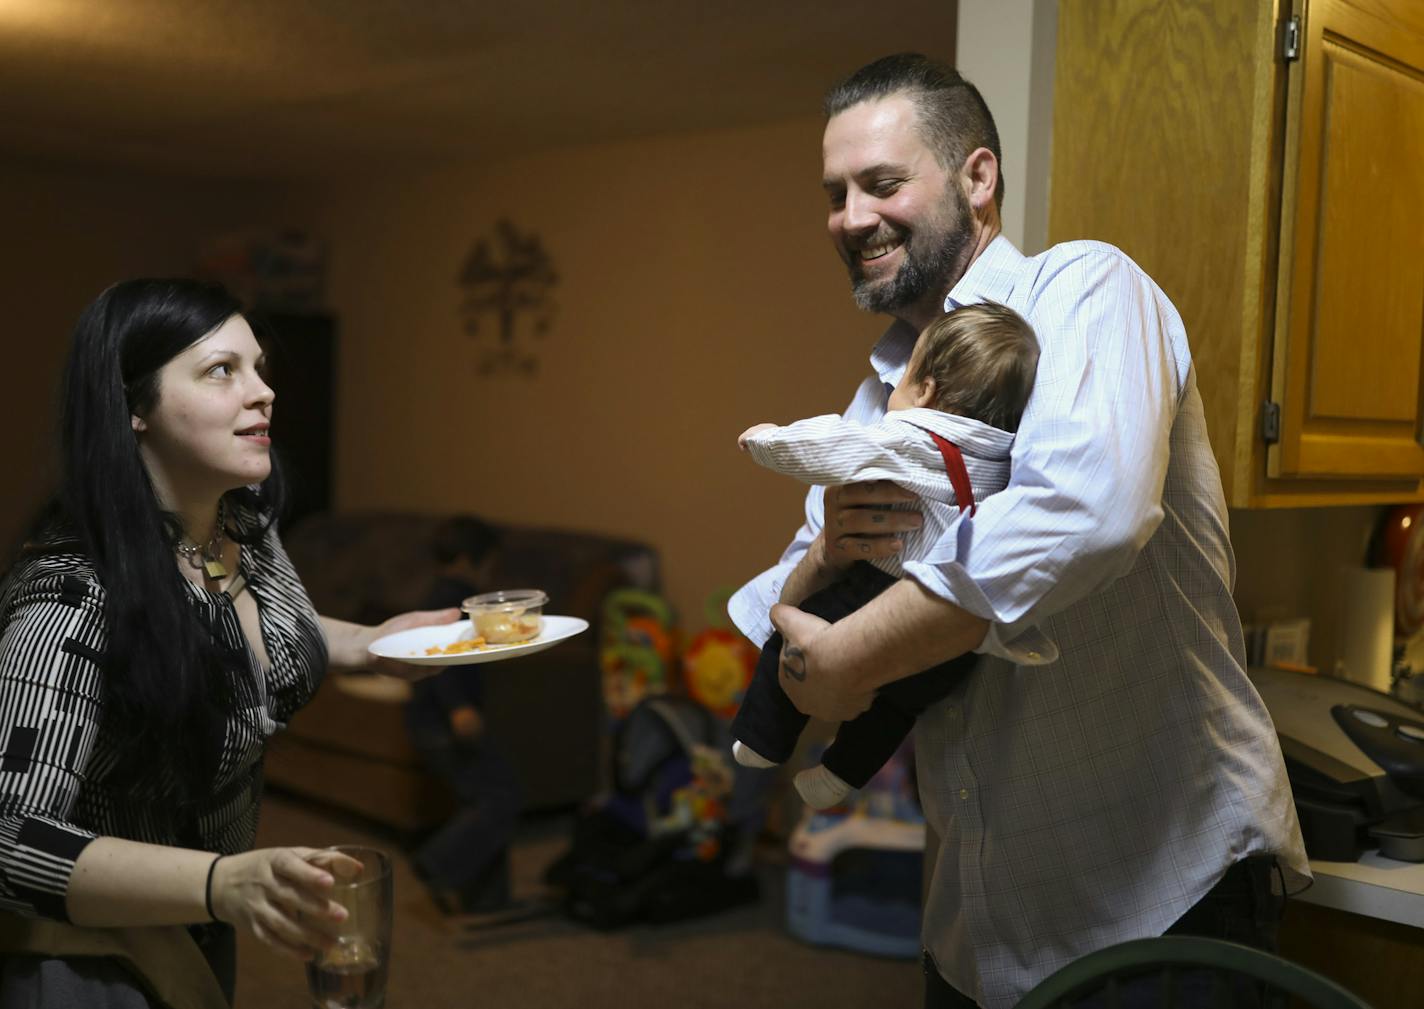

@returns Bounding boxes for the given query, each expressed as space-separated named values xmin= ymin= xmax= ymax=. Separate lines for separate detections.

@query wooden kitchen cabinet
xmin=1280 ymin=900 xmax=1424 ymax=1008
xmin=1050 ymin=0 xmax=1424 ymax=507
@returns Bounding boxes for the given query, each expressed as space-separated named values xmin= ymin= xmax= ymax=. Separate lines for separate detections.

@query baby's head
xmin=887 ymin=302 xmax=1039 ymax=432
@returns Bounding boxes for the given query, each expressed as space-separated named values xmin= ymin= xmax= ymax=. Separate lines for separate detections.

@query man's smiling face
xmin=822 ymin=93 xmax=972 ymax=321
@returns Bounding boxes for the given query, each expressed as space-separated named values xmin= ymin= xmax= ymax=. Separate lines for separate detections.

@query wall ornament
xmin=456 ymin=218 xmax=559 ymax=376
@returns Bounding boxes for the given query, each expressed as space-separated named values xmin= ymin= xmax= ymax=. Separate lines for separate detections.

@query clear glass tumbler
xmin=305 ymin=846 xmax=393 ymax=1009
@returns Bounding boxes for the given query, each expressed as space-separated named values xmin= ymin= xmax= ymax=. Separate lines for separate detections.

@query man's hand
xmin=738 ymin=423 xmax=778 ymax=451
xmin=821 ymin=481 xmax=921 ymax=571
xmin=769 ymin=603 xmax=874 ymax=723
xmin=775 ymin=481 xmax=925 ymax=610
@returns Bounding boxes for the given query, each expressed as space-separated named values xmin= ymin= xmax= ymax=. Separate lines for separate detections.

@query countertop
xmin=1297 ymin=853 xmax=1424 ymax=928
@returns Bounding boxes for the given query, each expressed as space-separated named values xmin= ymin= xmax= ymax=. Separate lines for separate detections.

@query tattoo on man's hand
xmin=871 ymin=511 xmax=886 ymax=524
xmin=783 ymin=645 xmax=807 ymax=682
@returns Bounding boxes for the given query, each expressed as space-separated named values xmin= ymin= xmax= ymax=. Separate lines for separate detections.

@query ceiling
xmin=0 ymin=0 xmax=958 ymax=180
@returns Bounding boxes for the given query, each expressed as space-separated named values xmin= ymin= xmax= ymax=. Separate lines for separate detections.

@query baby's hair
xmin=911 ymin=303 xmax=1039 ymax=431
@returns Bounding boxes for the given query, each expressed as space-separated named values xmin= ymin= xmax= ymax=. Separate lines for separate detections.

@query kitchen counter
xmin=1295 ymin=853 xmax=1424 ymax=929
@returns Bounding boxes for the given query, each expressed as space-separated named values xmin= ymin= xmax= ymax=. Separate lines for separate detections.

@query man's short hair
xmin=913 ymin=303 xmax=1038 ymax=432
xmin=824 ymin=52 xmax=1004 ymax=211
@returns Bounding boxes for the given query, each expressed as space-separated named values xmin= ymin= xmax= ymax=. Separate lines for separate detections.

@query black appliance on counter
xmin=1250 ymin=667 xmax=1424 ymax=862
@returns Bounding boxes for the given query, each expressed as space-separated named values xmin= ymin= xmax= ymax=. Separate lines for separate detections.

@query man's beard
xmin=848 ymin=189 xmax=972 ymax=315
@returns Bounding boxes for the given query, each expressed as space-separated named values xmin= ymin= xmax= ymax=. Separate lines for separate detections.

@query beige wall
xmin=1231 ymin=505 xmax=1385 ymax=675
xmin=295 ymin=111 xmax=1386 ymax=662
xmin=955 ymin=0 xmax=1057 ymax=255
xmin=0 ymin=111 xmax=938 ymax=637
xmin=281 ymin=117 xmax=890 ymax=628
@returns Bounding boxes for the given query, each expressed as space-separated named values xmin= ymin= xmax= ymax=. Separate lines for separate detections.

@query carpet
xmin=234 ymin=792 xmax=923 ymax=1008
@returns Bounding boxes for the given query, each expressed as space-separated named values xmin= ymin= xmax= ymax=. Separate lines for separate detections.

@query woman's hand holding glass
xmin=209 ymin=846 xmax=363 ymax=961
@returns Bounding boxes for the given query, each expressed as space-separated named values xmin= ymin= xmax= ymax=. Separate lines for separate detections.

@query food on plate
xmin=424 ymin=636 xmax=487 ymax=656
xmin=471 ymin=610 xmax=541 ymax=644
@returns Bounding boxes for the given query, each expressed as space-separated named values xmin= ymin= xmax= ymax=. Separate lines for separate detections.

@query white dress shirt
xmin=741 ymin=408 xmax=1013 ymax=580
xmin=730 ymin=236 xmax=1309 ymax=1009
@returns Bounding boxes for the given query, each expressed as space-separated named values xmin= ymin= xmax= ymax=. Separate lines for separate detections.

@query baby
xmin=731 ymin=302 xmax=1039 ymax=809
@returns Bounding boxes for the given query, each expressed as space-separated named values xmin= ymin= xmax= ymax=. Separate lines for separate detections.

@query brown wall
xmin=0 ymin=114 xmax=936 ymax=637
xmin=292 ymin=117 xmax=1386 ymax=656
xmin=1231 ymin=505 xmax=1384 ymax=675
xmin=0 ymin=157 xmax=268 ymax=549
xmin=0 ymin=125 xmax=1389 ymax=670
xmin=284 ymin=117 xmax=890 ymax=628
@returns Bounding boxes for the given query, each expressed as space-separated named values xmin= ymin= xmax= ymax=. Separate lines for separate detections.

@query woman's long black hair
xmin=48 ymin=278 xmax=285 ymax=813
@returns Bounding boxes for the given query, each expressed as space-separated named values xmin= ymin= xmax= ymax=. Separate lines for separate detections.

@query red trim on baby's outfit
xmin=926 ymin=432 xmax=975 ymax=516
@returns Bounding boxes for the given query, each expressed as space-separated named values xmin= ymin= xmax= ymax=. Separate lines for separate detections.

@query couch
xmin=265 ymin=511 xmax=660 ymax=831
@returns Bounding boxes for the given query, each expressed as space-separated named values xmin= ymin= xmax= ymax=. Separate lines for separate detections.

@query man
xmin=728 ymin=54 xmax=1308 ymax=1009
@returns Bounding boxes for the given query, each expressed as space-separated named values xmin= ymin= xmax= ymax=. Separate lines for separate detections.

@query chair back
xmin=1014 ymin=936 xmax=1374 ymax=1009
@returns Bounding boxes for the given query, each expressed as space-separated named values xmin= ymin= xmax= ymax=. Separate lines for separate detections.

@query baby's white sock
xmin=732 ymin=740 xmax=776 ymax=768
xmin=794 ymin=764 xmax=853 ymax=810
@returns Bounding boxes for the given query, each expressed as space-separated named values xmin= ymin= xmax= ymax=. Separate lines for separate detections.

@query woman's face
xmin=132 ymin=314 xmax=275 ymax=500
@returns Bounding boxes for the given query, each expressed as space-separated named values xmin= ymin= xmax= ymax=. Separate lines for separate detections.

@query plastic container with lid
xmin=461 ymin=589 xmax=548 ymax=644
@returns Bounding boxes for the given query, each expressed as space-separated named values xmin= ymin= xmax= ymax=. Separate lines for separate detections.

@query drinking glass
xmin=305 ymin=845 xmax=393 ymax=1009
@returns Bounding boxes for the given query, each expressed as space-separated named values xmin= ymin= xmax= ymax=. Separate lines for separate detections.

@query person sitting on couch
xmin=405 ymin=517 xmax=523 ymax=914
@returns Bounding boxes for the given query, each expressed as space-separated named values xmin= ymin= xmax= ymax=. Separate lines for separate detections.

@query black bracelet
xmin=205 ymin=855 xmax=224 ymax=923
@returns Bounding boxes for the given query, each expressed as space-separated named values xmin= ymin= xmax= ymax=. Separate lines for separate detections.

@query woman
xmin=0 ymin=279 xmax=456 ymax=1006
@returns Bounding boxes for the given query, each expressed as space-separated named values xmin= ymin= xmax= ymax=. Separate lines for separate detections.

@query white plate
xmin=368 ymin=615 xmax=589 ymax=666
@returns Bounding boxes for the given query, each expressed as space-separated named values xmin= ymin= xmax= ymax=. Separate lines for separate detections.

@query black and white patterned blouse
xmin=0 ymin=506 xmax=326 ymax=921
